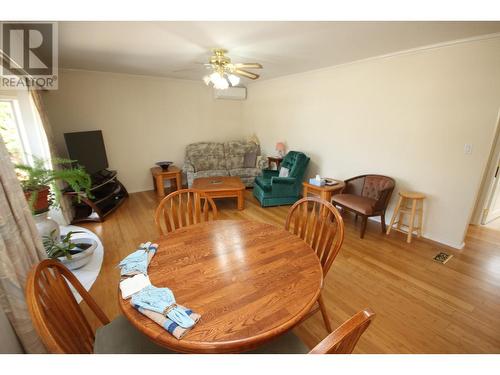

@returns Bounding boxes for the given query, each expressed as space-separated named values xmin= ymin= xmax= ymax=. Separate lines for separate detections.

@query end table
xmin=151 ymin=166 xmax=182 ymax=198
xmin=267 ymin=156 xmax=283 ymax=170
xmin=302 ymin=179 xmax=345 ymax=202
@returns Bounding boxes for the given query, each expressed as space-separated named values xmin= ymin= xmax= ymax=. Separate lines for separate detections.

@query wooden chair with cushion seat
xmin=285 ymin=196 xmax=344 ymax=333
xmin=154 ymin=188 xmax=218 ymax=236
xmin=249 ymin=308 xmax=375 ymax=354
xmin=332 ymin=174 xmax=395 ymax=238
xmin=26 ymin=259 xmax=171 ymax=354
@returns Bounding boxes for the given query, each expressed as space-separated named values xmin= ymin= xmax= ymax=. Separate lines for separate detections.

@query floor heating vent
xmin=433 ymin=252 xmax=453 ymax=264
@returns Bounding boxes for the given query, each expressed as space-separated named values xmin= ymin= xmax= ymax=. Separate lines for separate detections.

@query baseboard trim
xmin=367 ymin=216 xmax=464 ymax=250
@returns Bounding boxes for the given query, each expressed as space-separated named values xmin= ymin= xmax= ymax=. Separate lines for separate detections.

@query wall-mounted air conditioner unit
xmin=213 ymin=87 xmax=247 ymax=100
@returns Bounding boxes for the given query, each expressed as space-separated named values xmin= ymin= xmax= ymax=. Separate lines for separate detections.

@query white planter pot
xmin=58 ymin=238 xmax=98 ymax=270
xmin=34 ymin=212 xmax=60 ymax=241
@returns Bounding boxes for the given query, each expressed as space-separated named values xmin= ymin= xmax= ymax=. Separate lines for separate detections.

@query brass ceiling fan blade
xmin=234 ymin=63 xmax=263 ymax=69
xmin=234 ymin=69 xmax=260 ymax=80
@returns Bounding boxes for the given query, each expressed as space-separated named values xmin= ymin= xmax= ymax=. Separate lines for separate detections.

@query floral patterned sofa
xmin=183 ymin=141 xmax=268 ymax=187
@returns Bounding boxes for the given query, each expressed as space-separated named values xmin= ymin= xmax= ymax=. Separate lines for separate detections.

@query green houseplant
xmin=15 ymin=157 xmax=92 ymax=213
xmin=43 ymin=229 xmax=98 ymax=270
xmin=42 ymin=229 xmax=86 ymax=259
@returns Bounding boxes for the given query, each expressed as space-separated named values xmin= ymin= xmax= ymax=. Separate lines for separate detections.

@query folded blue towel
xmin=119 ymin=242 xmax=157 ymax=276
xmin=131 ymin=285 xmax=195 ymax=329
xmin=132 ymin=302 xmax=201 ymax=339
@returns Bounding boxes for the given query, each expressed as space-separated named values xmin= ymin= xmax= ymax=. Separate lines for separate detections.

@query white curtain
xmin=30 ymin=89 xmax=74 ymax=224
xmin=0 ymin=138 xmax=47 ymax=353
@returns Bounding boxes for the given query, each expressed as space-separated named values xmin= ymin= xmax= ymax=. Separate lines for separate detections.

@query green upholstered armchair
xmin=253 ymin=151 xmax=310 ymax=207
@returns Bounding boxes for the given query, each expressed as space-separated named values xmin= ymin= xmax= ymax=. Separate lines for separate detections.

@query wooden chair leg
xmin=407 ymin=199 xmax=417 ymax=243
xmin=380 ymin=212 xmax=386 ymax=233
xmin=360 ymin=216 xmax=368 ymax=239
xmin=318 ymin=294 xmax=333 ymax=333
xmin=387 ymin=195 xmax=403 ymax=235
xmin=396 ymin=197 xmax=406 ymax=231
xmin=354 ymin=214 xmax=358 ymax=222
xmin=417 ymin=201 xmax=423 ymax=237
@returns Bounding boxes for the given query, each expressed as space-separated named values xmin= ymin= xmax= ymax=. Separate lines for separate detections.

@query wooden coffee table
xmin=192 ymin=176 xmax=245 ymax=210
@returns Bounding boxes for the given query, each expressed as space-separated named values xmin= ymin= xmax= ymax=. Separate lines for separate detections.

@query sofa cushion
xmin=224 ymin=141 xmax=260 ymax=170
xmin=229 ymin=168 xmax=261 ymax=178
xmin=243 ymin=151 xmax=257 ymax=168
xmin=332 ymin=193 xmax=378 ymax=215
xmin=190 ymin=157 xmax=226 ymax=172
xmin=185 ymin=142 xmax=226 ymax=172
xmin=193 ymin=169 xmax=229 ymax=179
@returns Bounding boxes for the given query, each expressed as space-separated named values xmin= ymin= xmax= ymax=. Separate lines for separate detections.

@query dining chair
xmin=249 ymin=308 xmax=375 ymax=354
xmin=26 ymin=259 xmax=170 ymax=353
xmin=154 ymin=188 xmax=218 ymax=236
xmin=285 ymin=196 xmax=345 ymax=333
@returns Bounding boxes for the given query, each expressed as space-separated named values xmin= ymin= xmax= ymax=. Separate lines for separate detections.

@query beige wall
xmin=43 ymin=69 xmax=243 ymax=192
xmin=242 ymin=37 xmax=500 ymax=248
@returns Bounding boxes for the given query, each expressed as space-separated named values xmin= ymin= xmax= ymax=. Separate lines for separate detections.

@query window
xmin=0 ymin=98 xmax=30 ymax=165
xmin=0 ymin=90 xmax=51 ymax=167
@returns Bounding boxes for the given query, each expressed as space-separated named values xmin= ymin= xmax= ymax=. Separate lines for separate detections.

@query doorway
xmin=482 ymin=160 xmax=500 ymax=226
xmin=473 ymin=109 xmax=500 ymax=229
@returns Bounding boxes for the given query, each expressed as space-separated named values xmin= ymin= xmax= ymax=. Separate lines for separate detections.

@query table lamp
xmin=275 ymin=142 xmax=286 ymax=158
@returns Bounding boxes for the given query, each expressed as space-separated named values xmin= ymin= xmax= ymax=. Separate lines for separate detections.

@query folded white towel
xmin=120 ymin=274 xmax=151 ymax=299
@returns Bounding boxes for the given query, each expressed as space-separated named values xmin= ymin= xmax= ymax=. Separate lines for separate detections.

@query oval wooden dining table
xmin=119 ymin=219 xmax=323 ymax=353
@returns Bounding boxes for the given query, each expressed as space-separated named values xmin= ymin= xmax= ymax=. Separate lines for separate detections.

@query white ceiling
xmin=59 ymin=21 xmax=500 ymax=82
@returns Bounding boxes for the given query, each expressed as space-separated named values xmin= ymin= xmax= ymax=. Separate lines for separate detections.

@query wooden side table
xmin=302 ymin=179 xmax=345 ymax=202
xmin=151 ymin=166 xmax=182 ymax=198
xmin=267 ymin=156 xmax=283 ymax=170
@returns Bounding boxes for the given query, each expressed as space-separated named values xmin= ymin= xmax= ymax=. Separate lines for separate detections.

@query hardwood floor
xmin=79 ymin=189 xmax=500 ymax=353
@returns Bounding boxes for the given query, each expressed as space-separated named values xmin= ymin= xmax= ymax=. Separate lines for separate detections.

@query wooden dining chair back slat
xmin=26 ymin=259 xmax=110 ymax=353
xmin=309 ymin=308 xmax=376 ymax=354
xmin=285 ymin=196 xmax=344 ymax=276
xmin=154 ymin=189 xmax=218 ymax=236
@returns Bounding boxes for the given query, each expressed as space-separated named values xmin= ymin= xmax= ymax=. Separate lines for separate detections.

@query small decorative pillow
xmin=279 ymin=167 xmax=289 ymax=177
xmin=243 ymin=151 xmax=257 ymax=168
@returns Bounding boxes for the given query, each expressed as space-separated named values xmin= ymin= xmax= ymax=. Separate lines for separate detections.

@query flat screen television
xmin=64 ymin=130 xmax=109 ymax=175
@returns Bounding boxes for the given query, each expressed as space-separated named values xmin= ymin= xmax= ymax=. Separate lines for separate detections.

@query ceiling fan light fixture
xmin=203 ymin=49 xmax=262 ymax=89
xmin=209 ymin=72 xmax=222 ymax=82
xmin=228 ymin=74 xmax=240 ymax=87
xmin=213 ymin=77 xmax=229 ymax=90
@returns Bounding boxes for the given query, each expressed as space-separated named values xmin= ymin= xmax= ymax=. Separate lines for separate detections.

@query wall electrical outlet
xmin=464 ymin=144 xmax=473 ymax=155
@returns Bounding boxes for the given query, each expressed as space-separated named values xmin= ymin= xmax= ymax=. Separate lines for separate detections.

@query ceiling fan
xmin=203 ymin=48 xmax=263 ymax=89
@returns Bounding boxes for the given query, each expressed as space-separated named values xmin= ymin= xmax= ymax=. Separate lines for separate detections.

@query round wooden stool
xmin=386 ymin=191 xmax=425 ymax=243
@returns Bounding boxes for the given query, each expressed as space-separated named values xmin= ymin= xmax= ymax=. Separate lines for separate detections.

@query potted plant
xmin=15 ymin=157 xmax=92 ymax=241
xmin=16 ymin=156 xmax=92 ymax=213
xmin=43 ymin=229 xmax=98 ymax=270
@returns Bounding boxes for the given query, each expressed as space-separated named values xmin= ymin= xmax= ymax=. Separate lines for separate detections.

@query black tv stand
xmin=90 ymin=169 xmax=115 ymax=186
xmin=96 ymin=169 xmax=114 ymax=178
xmin=65 ymin=169 xmax=128 ymax=223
